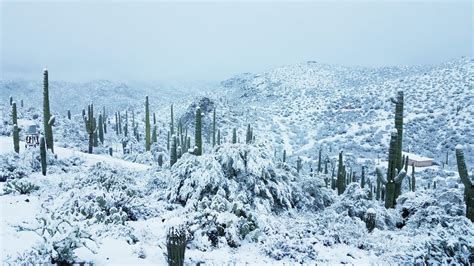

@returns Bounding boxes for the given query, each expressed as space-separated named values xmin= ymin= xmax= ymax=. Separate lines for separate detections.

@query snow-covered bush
xmin=163 ymin=143 xmax=331 ymax=250
xmin=15 ymin=208 xmax=96 ymax=264
xmin=2 ymin=178 xmax=39 ymax=195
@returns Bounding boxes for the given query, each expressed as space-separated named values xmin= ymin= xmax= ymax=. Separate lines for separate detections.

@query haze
xmin=1 ymin=1 xmax=472 ymax=82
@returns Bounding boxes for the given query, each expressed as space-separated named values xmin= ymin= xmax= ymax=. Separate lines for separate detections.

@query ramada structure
xmin=403 ymin=152 xmax=434 ymax=167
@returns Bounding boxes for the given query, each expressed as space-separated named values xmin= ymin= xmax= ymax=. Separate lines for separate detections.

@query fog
xmin=1 ymin=1 xmax=472 ymax=82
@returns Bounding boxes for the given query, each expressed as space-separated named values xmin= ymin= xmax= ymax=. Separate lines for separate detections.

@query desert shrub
xmin=3 ymin=178 xmax=39 ymax=195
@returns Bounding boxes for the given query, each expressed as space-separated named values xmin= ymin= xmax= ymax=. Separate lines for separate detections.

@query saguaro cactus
xmin=42 ymin=69 xmax=54 ymax=153
xmin=217 ymin=129 xmax=221 ymax=146
xmin=246 ymin=124 xmax=252 ymax=144
xmin=212 ymin=108 xmax=216 ymax=147
xmin=40 ymin=136 xmax=47 ymax=176
xmin=283 ymin=149 xmax=286 ymax=163
xmin=145 ymin=96 xmax=151 ymax=151
xmin=318 ymin=148 xmax=322 ymax=172
xmin=232 ymin=128 xmax=237 ymax=144
xmin=170 ymin=135 xmax=177 ymax=167
xmin=296 ymin=157 xmax=302 ymax=173
xmin=124 ymin=111 xmax=128 ymax=137
xmin=98 ymin=114 xmax=104 ymax=144
xmin=361 ymin=166 xmax=365 ymax=188
xmin=103 ymin=106 xmax=107 ymax=134
xmin=391 ymin=91 xmax=404 ymax=174
xmin=337 ymin=151 xmax=346 ymax=195
xmin=13 ymin=124 xmax=20 ymax=153
xmin=11 ymin=101 xmax=18 ymax=126
xmin=194 ymin=107 xmax=202 ymax=156
xmin=411 ymin=164 xmax=416 ymax=192
xmin=67 ymin=110 xmax=71 ymax=120
xmin=84 ymin=104 xmax=97 ymax=154
xmin=376 ymin=130 xmax=407 ymax=208
xmin=152 ymin=125 xmax=157 ymax=144
xmin=455 ymin=145 xmax=473 ymax=222
xmin=166 ymin=226 xmax=186 ymax=266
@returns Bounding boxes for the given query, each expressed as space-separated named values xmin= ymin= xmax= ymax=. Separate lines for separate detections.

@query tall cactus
xmin=11 ymin=101 xmax=18 ymax=126
xmin=124 ymin=111 xmax=128 ymax=137
xmin=9 ymin=96 xmax=13 ymax=106
xmin=318 ymin=148 xmax=322 ymax=172
xmin=84 ymin=104 xmax=97 ymax=154
xmin=152 ymin=125 xmax=157 ymax=144
xmin=217 ymin=129 xmax=221 ymax=146
xmin=455 ymin=145 xmax=474 ymax=222
xmin=246 ymin=124 xmax=252 ymax=144
xmin=103 ymin=106 xmax=107 ymax=134
xmin=194 ymin=107 xmax=202 ymax=156
xmin=67 ymin=110 xmax=71 ymax=120
xmin=13 ymin=124 xmax=20 ymax=153
xmin=145 ymin=96 xmax=151 ymax=151
xmin=212 ymin=108 xmax=216 ymax=147
xmin=361 ymin=166 xmax=365 ymax=188
xmin=231 ymin=128 xmax=237 ymax=144
xmin=411 ymin=163 xmax=416 ymax=192
xmin=337 ymin=151 xmax=346 ymax=195
xmin=98 ymin=114 xmax=104 ymax=144
xmin=170 ymin=135 xmax=177 ymax=167
xmin=391 ymin=91 xmax=404 ymax=174
xmin=42 ymin=69 xmax=54 ymax=153
xmin=40 ymin=136 xmax=47 ymax=176
xmin=376 ymin=130 xmax=407 ymax=208
xmin=283 ymin=149 xmax=286 ymax=163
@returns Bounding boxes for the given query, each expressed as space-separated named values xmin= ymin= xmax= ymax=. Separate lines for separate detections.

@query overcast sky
xmin=1 ymin=1 xmax=472 ymax=82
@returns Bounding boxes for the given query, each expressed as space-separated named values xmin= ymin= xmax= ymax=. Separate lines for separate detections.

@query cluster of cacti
xmin=40 ymin=136 xmax=47 ymax=176
xmin=376 ymin=91 xmax=407 ymax=209
xmin=455 ymin=145 xmax=473 ymax=222
xmin=145 ymin=96 xmax=151 ymax=151
xmin=11 ymin=102 xmax=20 ymax=153
xmin=84 ymin=103 xmax=97 ymax=154
xmin=42 ymin=69 xmax=54 ymax=153
xmin=166 ymin=226 xmax=186 ymax=266
xmin=336 ymin=151 xmax=347 ymax=195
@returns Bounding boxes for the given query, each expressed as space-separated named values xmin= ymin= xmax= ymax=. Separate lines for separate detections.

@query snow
xmin=1 ymin=58 xmax=474 ymax=264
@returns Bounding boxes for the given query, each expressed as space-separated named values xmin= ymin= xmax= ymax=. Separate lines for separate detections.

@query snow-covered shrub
xmin=2 ymin=178 xmax=39 ymax=195
xmin=332 ymin=183 xmax=400 ymax=230
xmin=15 ymin=208 xmax=96 ymax=264
xmin=163 ymin=143 xmax=330 ymax=249
xmin=0 ymin=152 xmax=30 ymax=181
xmin=167 ymin=143 xmax=317 ymax=213
xmin=0 ymin=149 xmax=83 ymax=181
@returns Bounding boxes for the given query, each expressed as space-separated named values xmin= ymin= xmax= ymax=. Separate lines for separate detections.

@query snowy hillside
xmin=1 ymin=58 xmax=473 ymax=265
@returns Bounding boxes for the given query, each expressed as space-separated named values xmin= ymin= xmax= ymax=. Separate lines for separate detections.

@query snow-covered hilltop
xmin=1 ymin=58 xmax=473 ymax=264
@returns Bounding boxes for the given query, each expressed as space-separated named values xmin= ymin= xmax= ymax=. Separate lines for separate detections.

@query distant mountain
xmin=218 ymin=58 xmax=474 ymax=165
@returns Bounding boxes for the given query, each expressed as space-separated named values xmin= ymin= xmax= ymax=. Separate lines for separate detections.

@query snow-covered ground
xmin=1 ymin=58 xmax=473 ymax=264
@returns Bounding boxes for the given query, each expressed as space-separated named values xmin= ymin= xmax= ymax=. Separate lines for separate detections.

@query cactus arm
xmin=394 ymin=169 xmax=407 ymax=183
